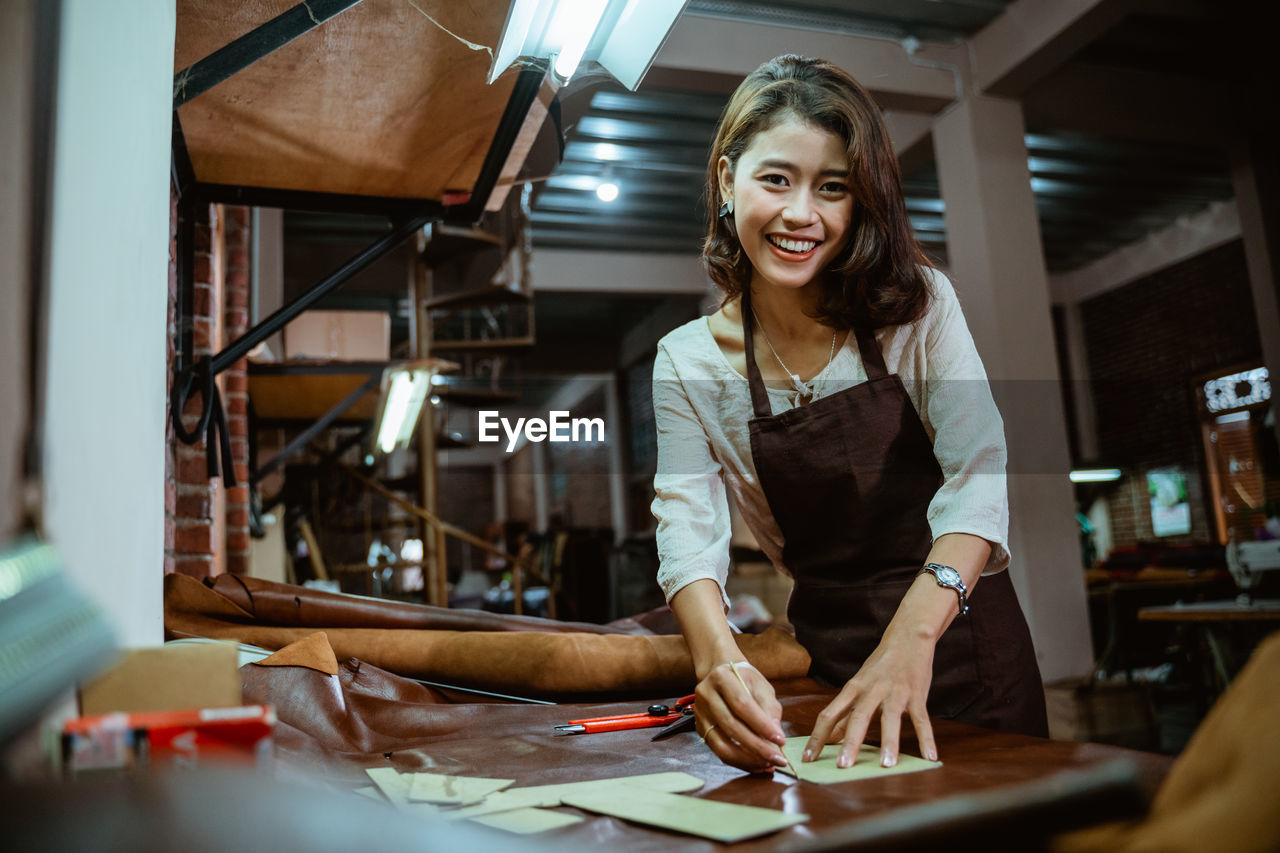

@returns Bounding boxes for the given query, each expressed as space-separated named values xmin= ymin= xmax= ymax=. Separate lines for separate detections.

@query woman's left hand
xmin=801 ymin=632 xmax=940 ymax=767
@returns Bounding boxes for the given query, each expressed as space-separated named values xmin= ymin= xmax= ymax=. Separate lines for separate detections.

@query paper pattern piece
xmin=408 ymin=773 xmax=514 ymax=805
xmin=471 ymin=808 xmax=584 ymax=834
xmin=365 ymin=767 xmax=415 ymax=808
xmin=362 ymin=768 xmax=705 ymax=835
xmin=352 ymin=785 xmax=385 ymax=803
xmin=443 ymin=771 xmax=705 ymax=821
xmin=563 ymin=784 xmax=807 ymax=843
xmin=779 ymin=736 xmax=941 ymax=783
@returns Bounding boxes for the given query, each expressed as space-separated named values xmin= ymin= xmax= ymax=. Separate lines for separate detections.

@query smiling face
xmin=718 ymin=112 xmax=854 ymax=296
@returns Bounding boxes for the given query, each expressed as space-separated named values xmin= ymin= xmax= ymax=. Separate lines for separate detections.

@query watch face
xmin=935 ymin=566 xmax=961 ymax=585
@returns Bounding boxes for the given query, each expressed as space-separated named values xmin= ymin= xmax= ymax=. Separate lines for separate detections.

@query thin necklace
xmin=752 ymin=308 xmax=837 ymax=400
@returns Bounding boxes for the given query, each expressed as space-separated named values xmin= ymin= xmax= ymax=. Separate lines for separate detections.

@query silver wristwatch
xmin=918 ymin=563 xmax=970 ymax=616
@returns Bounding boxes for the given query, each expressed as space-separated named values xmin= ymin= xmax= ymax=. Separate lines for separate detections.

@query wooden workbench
xmin=249 ymin=662 xmax=1171 ymax=851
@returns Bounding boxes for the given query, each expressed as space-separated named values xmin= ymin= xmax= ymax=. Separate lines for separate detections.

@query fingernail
xmin=772 ymin=753 xmax=788 ymax=766
xmin=774 ymin=731 xmax=786 ymax=744
xmin=837 ymin=753 xmax=851 ymax=769
xmin=927 ymin=748 xmax=938 ymax=762
xmin=881 ymin=749 xmax=896 ymax=767
xmin=802 ymin=749 xmax=812 ymax=762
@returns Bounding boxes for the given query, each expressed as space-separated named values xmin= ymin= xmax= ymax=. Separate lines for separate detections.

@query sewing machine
xmin=1226 ymin=538 xmax=1280 ymax=597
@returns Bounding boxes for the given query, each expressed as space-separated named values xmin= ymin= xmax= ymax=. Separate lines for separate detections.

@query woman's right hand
xmin=695 ymin=659 xmax=790 ymax=773
xmin=669 ymin=580 xmax=790 ymax=772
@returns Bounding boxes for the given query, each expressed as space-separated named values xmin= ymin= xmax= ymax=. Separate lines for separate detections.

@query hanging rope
xmin=170 ymin=356 xmax=237 ymax=487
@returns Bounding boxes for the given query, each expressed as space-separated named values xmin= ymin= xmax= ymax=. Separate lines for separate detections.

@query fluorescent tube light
xmin=596 ymin=0 xmax=687 ymax=90
xmin=395 ymin=370 xmax=433 ymax=446
xmin=1069 ymin=468 xmax=1123 ymax=483
xmin=377 ymin=371 xmax=415 ymax=453
xmin=553 ymin=0 xmax=608 ymax=81
xmin=376 ymin=365 xmax=436 ymax=454
xmin=488 ymin=0 xmax=688 ymax=90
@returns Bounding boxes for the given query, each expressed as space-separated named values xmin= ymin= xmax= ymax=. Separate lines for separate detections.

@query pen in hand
xmin=727 ymin=660 xmax=796 ymax=776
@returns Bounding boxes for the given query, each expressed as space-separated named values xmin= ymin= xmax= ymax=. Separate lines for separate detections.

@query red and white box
xmin=62 ymin=704 xmax=275 ymax=776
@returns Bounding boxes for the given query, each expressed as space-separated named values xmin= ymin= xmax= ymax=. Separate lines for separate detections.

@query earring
xmin=718 ymin=200 xmax=733 ymax=218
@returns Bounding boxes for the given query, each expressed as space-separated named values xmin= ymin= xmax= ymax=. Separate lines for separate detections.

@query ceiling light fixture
xmin=488 ymin=0 xmax=689 ymax=88
xmin=375 ymin=362 xmax=445 ymax=454
xmin=1069 ymin=468 xmax=1123 ymax=483
xmin=596 ymin=181 xmax=619 ymax=202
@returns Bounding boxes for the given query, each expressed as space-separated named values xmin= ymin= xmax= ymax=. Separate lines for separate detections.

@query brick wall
xmin=1080 ymin=240 xmax=1262 ymax=548
xmin=223 ymin=207 xmax=252 ymax=575
xmin=165 ymin=199 xmax=252 ymax=578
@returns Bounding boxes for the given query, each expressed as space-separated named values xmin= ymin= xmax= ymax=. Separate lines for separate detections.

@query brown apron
xmin=740 ymin=288 xmax=1048 ymax=736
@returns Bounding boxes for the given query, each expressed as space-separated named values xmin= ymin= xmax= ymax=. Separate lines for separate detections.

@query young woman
xmin=651 ymin=55 xmax=1047 ymax=775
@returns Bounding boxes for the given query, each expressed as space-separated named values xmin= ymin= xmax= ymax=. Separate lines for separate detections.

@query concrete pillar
xmin=492 ymin=459 xmax=507 ymax=524
xmin=932 ymin=94 xmax=1093 ymax=683
xmin=251 ymin=207 xmax=285 ymax=359
xmin=1061 ymin=301 xmax=1099 ymax=462
xmin=531 ymin=440 xmax=549 ymax=533
xmin=603 ymin=374 xmax=629 ymax=545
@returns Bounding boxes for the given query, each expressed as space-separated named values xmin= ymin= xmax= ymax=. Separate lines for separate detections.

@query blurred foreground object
xmin=1054 ymin=631 xmax=1280 ymax=853
xmin=0 ymin=538 xmax=115 ymax=746
xmin=3 ymin=765 xmax=561 ymax=853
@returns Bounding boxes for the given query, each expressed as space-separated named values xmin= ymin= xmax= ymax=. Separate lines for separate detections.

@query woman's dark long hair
xmin=703 ymin=55 xmax=934 ymax=330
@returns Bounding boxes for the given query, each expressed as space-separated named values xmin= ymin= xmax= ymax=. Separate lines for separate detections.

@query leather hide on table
xmin=165 ymin=574 xmax=811 ymax=697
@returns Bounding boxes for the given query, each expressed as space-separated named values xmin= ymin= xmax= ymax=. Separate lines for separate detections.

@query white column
xmin=1061 ymin=301 xmax=1099 ymax=462
xmin=492 ymin=459 xmax=507 ymax=524
xmin=933 ymin=94 xmax=1093 ymax=683
xmin=251 ymin=207 xmax=285 ymax=359
xmin=531 ymin=441 xmax=550 ymax=533
xmin=43 ymin=0 xmax=177 ymax=646
xmin=603 ymin=374 xmax=629 ymax=545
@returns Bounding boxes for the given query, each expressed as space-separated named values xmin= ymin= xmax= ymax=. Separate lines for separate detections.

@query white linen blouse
xmin=651 ymin=268 xmax=1011 ymax=607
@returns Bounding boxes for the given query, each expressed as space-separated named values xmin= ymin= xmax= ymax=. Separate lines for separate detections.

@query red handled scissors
xmin=554 ymin=694 xmax=695 ymax=735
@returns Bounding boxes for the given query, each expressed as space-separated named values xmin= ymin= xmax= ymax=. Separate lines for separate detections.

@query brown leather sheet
xmin=165 ymin=574 xmax=810 ymax=696
xmin=237 ymin=631 xmax=1173 ymax=851
xmin=201 ymin=573 xmax=661 ymax=634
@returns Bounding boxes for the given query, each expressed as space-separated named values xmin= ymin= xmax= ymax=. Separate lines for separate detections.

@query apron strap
xmin=739 ymin=288 xmax=774 ymax=419
xmin=852 ymin=326 xmax=888 ymax=380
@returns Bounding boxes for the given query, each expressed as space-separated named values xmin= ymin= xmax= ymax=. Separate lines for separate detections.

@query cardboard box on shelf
xmin=79 ymin=642 xmax=241 ymax=716
xmin=65 ymin=642 xmax=272 ymax=775
xmin=283 ymin=310 xmax=390 ymax=361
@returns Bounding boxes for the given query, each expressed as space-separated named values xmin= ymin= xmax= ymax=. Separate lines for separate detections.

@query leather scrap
xmin=251 ymin=630 xmax=340 ymax=675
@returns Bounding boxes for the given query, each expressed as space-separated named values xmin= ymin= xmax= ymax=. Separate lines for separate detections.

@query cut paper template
xmin=408 ymin=773 xmax=514 ymax=805
xmin=563 ymin=784 xmax=808 ymax=843
xmin=443 ymin=771 xmax=704 ymax=821
xmin=471 ymin=807 xmax=584 ymax=834
xmin=365 ymin=767 xmax=416 ymax=808
xmin=361 ymin=768 xmax=705 ymax=835
xmin=779 ymin=736 xmax=941 ymax=783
